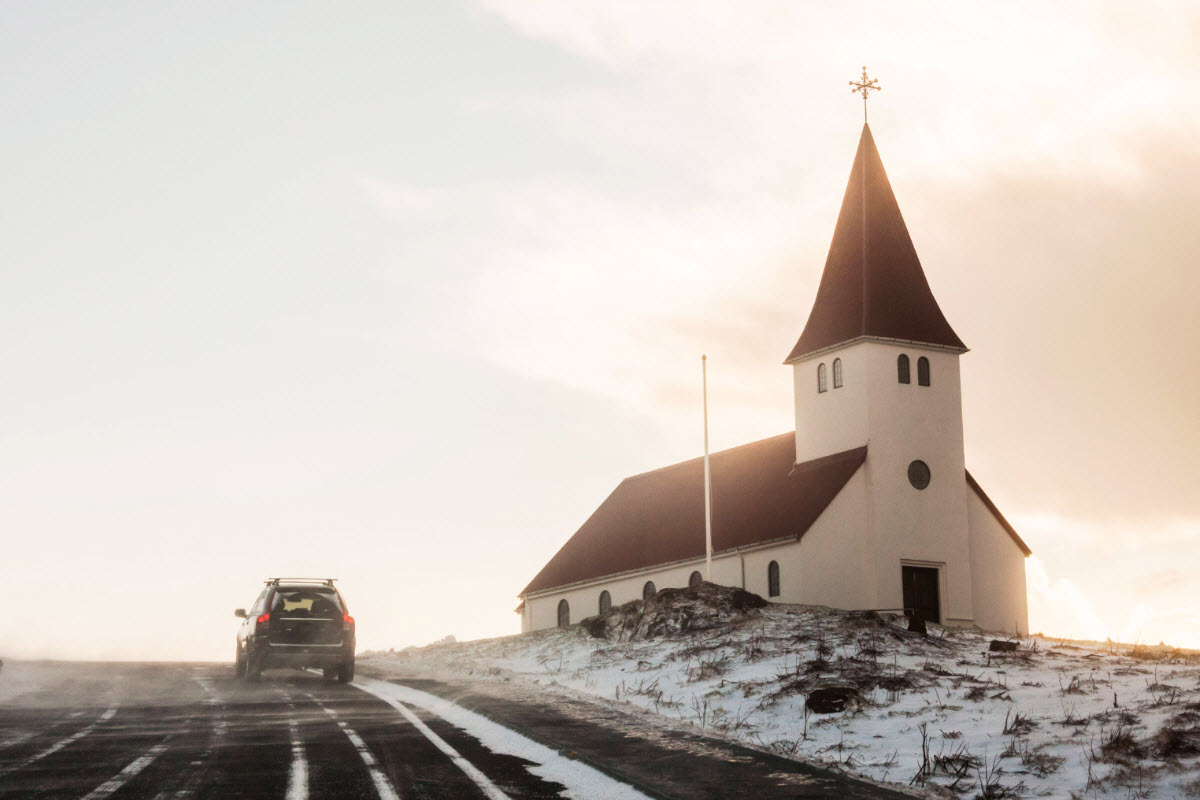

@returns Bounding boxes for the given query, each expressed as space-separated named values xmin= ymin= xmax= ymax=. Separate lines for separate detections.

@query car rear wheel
xmin=322 ymin=666 xmax=337 ymax=682
xmin=245 ymin=651 xmax=264 ymax=682
xmin=234 ymin=648 xmax=246 ymax=678
xmin=336 ymin=658 xmax=354 ymax=684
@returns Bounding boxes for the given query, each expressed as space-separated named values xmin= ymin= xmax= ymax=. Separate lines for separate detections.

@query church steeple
xmin=784 ymin=125 xmax=965 ymax=363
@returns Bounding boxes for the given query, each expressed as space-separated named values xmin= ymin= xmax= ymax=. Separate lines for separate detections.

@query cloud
xmin=358 ymin=169 xmax=820 ymax=447
xmin=1027 ymin=556 xmax=1200 ymax=649
xmin=361 ymin=124 xmax=1200 ymax=520
xmin=440 ymin=4 xmax=1200 ymax=521
xmin=478 ymin=1 xmax=1200 ymax=177
xmin=1026 ymin=556 xmax=1107 ymax=641
xmin=357 ymin=2 xmax=1200 ymax=646
xmin=1019 ymin=517 xmax=1200 ymax=648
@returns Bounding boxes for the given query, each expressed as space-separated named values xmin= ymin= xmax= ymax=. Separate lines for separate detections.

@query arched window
xmin=917 ymin=357 xmax=931 ymax=386
xmin=832 ymin=358 xmax=843 ymax=389
xmin=556 ymin=599 xmax=570 ymax=627
xmin=688 ymin=570 xmax=702 ymax=588
xmin=598 ymin=590 xmax=611 ymax=615
xmin=642 ymin=581 xmax=656 ymax=601
xmin=897 ymin=354 xmax=910 ymax=384
xmin=817 ymin=363 xmax=828 ymax=393
xmin=768 ymin=561 xmax=780 ymax=598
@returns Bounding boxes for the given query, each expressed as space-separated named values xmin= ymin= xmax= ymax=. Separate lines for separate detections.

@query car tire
xmin=235 ymin=648 xmax=246 ymax=678
xmin=245 ymin=650 xmax=264 ymax=682
xmin=336 ymin=658 xmax=355 ymax=684
xmin=322 ymin=667 xmax=337 ymax=682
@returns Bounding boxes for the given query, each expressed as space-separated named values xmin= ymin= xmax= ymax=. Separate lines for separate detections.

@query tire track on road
xmin=0 ymin=710 xmax=84 ymax=753
xmin=81 ymin=739 xmax=171 ymax=800
xmin=0 ymin=700 xmax=120 ymax=779
xmin=83 ymin=668 xmax=216 ymax=800
xmin=349 ymin=684 xmax=511 ymax=800
xmin=144 ymin=671 xmax=230 ymax=800
xmin=180 ymin=673 xmax=291 ymax=800
xmin=271 ymin=681 xmax=394 ymax=800
xmin=305 ymin=696 xmax=399 ymax=800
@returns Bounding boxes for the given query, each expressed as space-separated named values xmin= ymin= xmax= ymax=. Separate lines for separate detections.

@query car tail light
xmin=343 ymin=613 xmax=354 ymax=631
xmin=256 ymin=612 xmax=270 ymax=633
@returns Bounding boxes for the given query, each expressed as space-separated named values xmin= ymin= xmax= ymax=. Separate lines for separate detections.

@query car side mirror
xmin=234 ymin=608 xmax=247 ymax=618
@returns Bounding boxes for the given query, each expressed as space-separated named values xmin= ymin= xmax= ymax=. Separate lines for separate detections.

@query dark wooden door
xmin=902 ymin=566 xmax=941 ymax=624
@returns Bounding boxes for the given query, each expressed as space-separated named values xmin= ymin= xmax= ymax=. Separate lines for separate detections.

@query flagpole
xmin=702 ymin=355 xmax=712 ymax=582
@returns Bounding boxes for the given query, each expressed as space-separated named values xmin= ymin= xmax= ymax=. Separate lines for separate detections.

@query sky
xmin=2 ymin=1 xmax=1198 ymax=661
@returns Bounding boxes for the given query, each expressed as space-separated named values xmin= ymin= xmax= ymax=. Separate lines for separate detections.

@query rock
xmin=989 ymin=640 xmax=1019 ymax=652
xmin=729 ymin=588 xmax=769 ymax=612
xmin=806 ymin=686 xmax=860 ymax=714
xmin=583 ymin=582 xmax=768 ymax=642
xmin=581 ymin=615 xmax=608 ymax=639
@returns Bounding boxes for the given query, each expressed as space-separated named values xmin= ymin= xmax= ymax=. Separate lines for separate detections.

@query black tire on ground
xmin=234 ymin=649 xmax=246 ymax=678
xmin=337 ymin=658 xmax=355 ymax=684
xmin=245 ymin=651 xmax=264 ymax=682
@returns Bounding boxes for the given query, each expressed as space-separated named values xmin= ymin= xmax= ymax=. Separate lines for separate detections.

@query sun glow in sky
xmin=2 ymin=2 xmax=1199 ymax=660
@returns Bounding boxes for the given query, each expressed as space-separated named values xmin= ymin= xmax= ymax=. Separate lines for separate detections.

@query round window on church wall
xmin=908 ymin=460 xmax=931 ymax=490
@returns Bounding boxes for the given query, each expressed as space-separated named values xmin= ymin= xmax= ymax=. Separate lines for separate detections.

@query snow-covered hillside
xmin=363 ymin=584 xmax=1200 ymax=799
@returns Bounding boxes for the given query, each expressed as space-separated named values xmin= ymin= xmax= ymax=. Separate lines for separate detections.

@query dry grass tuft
xmin=1152 ymin=723 xmax=1200 ymax=759
xmin=1098 ymin=721 xmax=1148 ymax=765
xmin=1019 ymin=748 xmax=1065 ymax=778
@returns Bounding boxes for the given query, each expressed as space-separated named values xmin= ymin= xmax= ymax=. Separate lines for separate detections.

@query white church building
xmin=518 ymin=123 xmax=1030 ymax=636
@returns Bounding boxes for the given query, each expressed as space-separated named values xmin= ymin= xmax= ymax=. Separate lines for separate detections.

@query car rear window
xmin=271 ymin=587 xmax=343 ymax=617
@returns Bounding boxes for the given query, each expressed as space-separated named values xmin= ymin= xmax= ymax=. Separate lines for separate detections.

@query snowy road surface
xmin=0 ymin=661 xmax=913 ymax=798
xmin=0 ymin=661 xmax=642 ymax=799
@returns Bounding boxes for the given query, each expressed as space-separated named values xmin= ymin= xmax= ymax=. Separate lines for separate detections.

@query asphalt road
xmin=0 ymin=662 xmax=914 ymax=799
xmin=0 ymin=662 xmax=571 ymax=800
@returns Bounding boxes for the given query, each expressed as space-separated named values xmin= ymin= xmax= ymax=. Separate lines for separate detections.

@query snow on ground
xmin=363 ymin=585 xmax=1200 ymax=799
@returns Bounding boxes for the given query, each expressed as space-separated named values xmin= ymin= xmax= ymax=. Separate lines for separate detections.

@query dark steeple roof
xmin=785 ymin=125 xmax=965 ymax=363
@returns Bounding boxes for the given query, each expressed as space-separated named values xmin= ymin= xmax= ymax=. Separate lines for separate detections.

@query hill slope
xmin=363 ymin=584 xmax=1200 ymax=798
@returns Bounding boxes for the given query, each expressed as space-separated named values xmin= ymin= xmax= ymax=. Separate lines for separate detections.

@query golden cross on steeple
xmin=849 ymin=66 xmax=881 ymax=124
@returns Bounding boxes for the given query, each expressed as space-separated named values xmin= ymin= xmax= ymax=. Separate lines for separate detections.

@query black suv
xmin=235 ymin=578 xmax=356 ymax=682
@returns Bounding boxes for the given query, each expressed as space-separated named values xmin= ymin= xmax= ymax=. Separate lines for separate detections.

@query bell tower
xmin=784 ymin=122 xmax=977 ymax=625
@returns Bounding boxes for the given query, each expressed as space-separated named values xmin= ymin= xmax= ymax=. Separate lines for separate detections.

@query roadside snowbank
xmin=365 ymin=585 xmax=1200 ymax=798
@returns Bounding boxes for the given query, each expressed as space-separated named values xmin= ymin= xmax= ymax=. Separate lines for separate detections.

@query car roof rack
xmin=265 ymin=577 xmax=337 ymax=586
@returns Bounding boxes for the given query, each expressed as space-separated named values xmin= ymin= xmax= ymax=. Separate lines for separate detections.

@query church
xmin=517 ymin=121 xmax=1030 ymax=636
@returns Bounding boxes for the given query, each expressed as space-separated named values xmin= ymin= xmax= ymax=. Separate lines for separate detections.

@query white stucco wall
xmin=792 ymin=340 xmax=975 ymax=624
xmin=790 ymin=467 xmax=876 ymax=610
xmin=860 ymin=343 xmax=974 ymax=624
xmin=793 ymin=341 xmax=871 ymax=464
xmin=967 ymin=489 xmax=1029 ymax=635
xmin=522 ymin=553 xmax=746 ymax=633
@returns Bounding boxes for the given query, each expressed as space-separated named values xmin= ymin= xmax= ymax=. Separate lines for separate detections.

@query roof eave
xmin=784 ymin=335 xmax=970 ymax=365
xmin=965 ymin=470 xmax=1031 ymax=557
xmin=520 ymin=534 xmax=802 ymax=600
